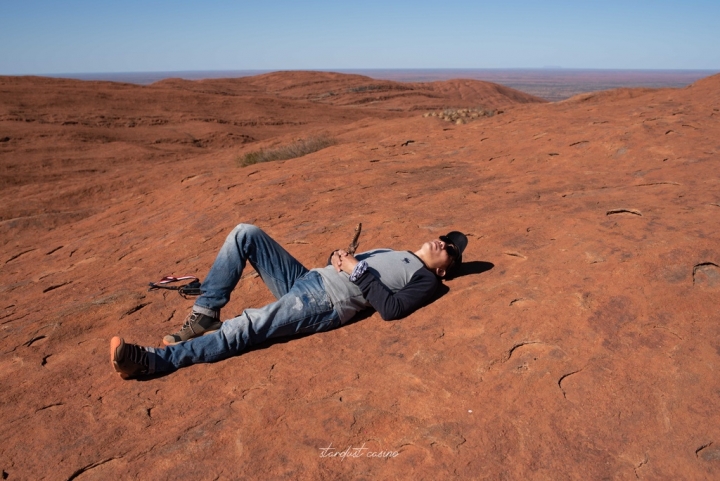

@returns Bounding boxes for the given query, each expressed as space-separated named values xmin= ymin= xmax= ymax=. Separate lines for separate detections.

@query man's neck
xmin=413 ymin=249 xmax=432 ymax=270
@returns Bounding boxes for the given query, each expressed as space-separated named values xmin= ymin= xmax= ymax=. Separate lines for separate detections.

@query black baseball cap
xmin=440 ymin=231 xmax=468 ymax=266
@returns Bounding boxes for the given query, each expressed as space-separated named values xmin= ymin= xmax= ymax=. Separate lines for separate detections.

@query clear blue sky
xmin=1 ymin=0 xmax=718 ymax=74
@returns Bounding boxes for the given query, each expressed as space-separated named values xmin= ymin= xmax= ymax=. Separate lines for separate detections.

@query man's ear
xmin=435 ymin=267 xmax=446 ymax=278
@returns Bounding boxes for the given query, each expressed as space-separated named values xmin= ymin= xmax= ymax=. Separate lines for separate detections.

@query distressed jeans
xmin=148 ymin=224 xmax=340 ymax=373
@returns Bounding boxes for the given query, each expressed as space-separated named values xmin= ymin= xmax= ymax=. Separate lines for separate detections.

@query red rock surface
xmin=1 ymin=71 xmax=719 ymax=479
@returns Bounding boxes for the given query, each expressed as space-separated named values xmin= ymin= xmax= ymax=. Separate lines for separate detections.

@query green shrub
xmin=237 ymin=136 xmax=336 ymax=167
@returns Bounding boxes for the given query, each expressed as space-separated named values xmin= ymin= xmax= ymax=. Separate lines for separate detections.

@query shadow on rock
xmin=445 ymin=260 xmax=494 ymax=281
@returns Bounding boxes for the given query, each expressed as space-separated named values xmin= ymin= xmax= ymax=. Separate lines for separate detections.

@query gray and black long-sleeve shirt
xmin=313 ymin=249 xmax=440 ymax=323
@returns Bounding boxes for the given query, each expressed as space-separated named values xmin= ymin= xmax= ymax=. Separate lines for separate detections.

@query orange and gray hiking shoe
xmin=110 ymin=336 xmax=150 ymax=379
xmin=162 ymin=310 xmax=222 ymax=346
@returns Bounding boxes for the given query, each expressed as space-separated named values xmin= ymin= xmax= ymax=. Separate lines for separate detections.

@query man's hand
xmin=330 ymin=250 xmax=342 ymax=272
xmin=332 ymin=249 xmax=359 ymax=274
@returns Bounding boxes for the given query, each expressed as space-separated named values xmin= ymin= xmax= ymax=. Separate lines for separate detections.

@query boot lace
xmin=180 ymin=312 xmax=201 ymax=335
xmin=126 ymin=343 xmax=149 ymax=368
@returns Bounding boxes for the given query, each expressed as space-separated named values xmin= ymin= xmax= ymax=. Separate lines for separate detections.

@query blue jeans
xmin=148 ymin=224 xmax=340 ymax=373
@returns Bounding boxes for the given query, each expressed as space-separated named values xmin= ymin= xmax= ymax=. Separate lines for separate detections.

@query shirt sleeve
xmin=352 ymin=267 xmax=439 ymax=321
xmin=349 ymin=260 xmax=368 ymax=282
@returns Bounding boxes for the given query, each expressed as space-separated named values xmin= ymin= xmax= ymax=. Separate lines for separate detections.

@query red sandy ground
xmin=1 ymin=71 xmax=719 ymax=480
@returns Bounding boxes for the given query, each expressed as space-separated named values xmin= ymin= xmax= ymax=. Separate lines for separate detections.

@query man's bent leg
xmin=195 ymin=224 xmax=309 ymax=315
xmin=164 ymin=224 xmax=309 ymax=346
xmin=151 ymin=271 xmax=339 ymax=373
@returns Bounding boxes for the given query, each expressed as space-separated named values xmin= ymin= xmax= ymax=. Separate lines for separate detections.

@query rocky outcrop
xmin=1 ymin=71 xmax=719 ymax=479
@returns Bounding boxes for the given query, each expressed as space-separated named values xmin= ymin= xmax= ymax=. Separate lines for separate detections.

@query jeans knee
xmin=230 ymin=223 xmax=261 ymax=240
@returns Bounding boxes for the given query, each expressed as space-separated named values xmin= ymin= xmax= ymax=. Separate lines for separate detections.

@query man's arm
xmin=352 ymin=268 xmax=439 ymax=321
xmin=333 ymin=249 xmax=439 ymax=320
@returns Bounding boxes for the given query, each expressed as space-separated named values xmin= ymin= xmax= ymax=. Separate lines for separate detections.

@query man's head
xmin=415 ymin=231 xmax=468 ymax=278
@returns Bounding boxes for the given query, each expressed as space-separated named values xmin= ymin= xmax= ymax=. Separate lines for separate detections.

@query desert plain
xmin=1 ymin=71 xmax=719 ymax=479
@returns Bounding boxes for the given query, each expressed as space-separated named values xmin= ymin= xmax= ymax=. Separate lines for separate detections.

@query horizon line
xmin=4 ymin=67 xmax=717 ymax=77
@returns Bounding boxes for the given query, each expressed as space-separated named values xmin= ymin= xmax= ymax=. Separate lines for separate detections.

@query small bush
xmin=237 ymin=136 xmax=337 ymax=167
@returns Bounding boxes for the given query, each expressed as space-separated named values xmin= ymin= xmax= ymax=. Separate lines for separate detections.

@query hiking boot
xmin=162 ymin=310 xmax=222 ymax=346
xmin=110 ymin=336 xmax=150 ymax=379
